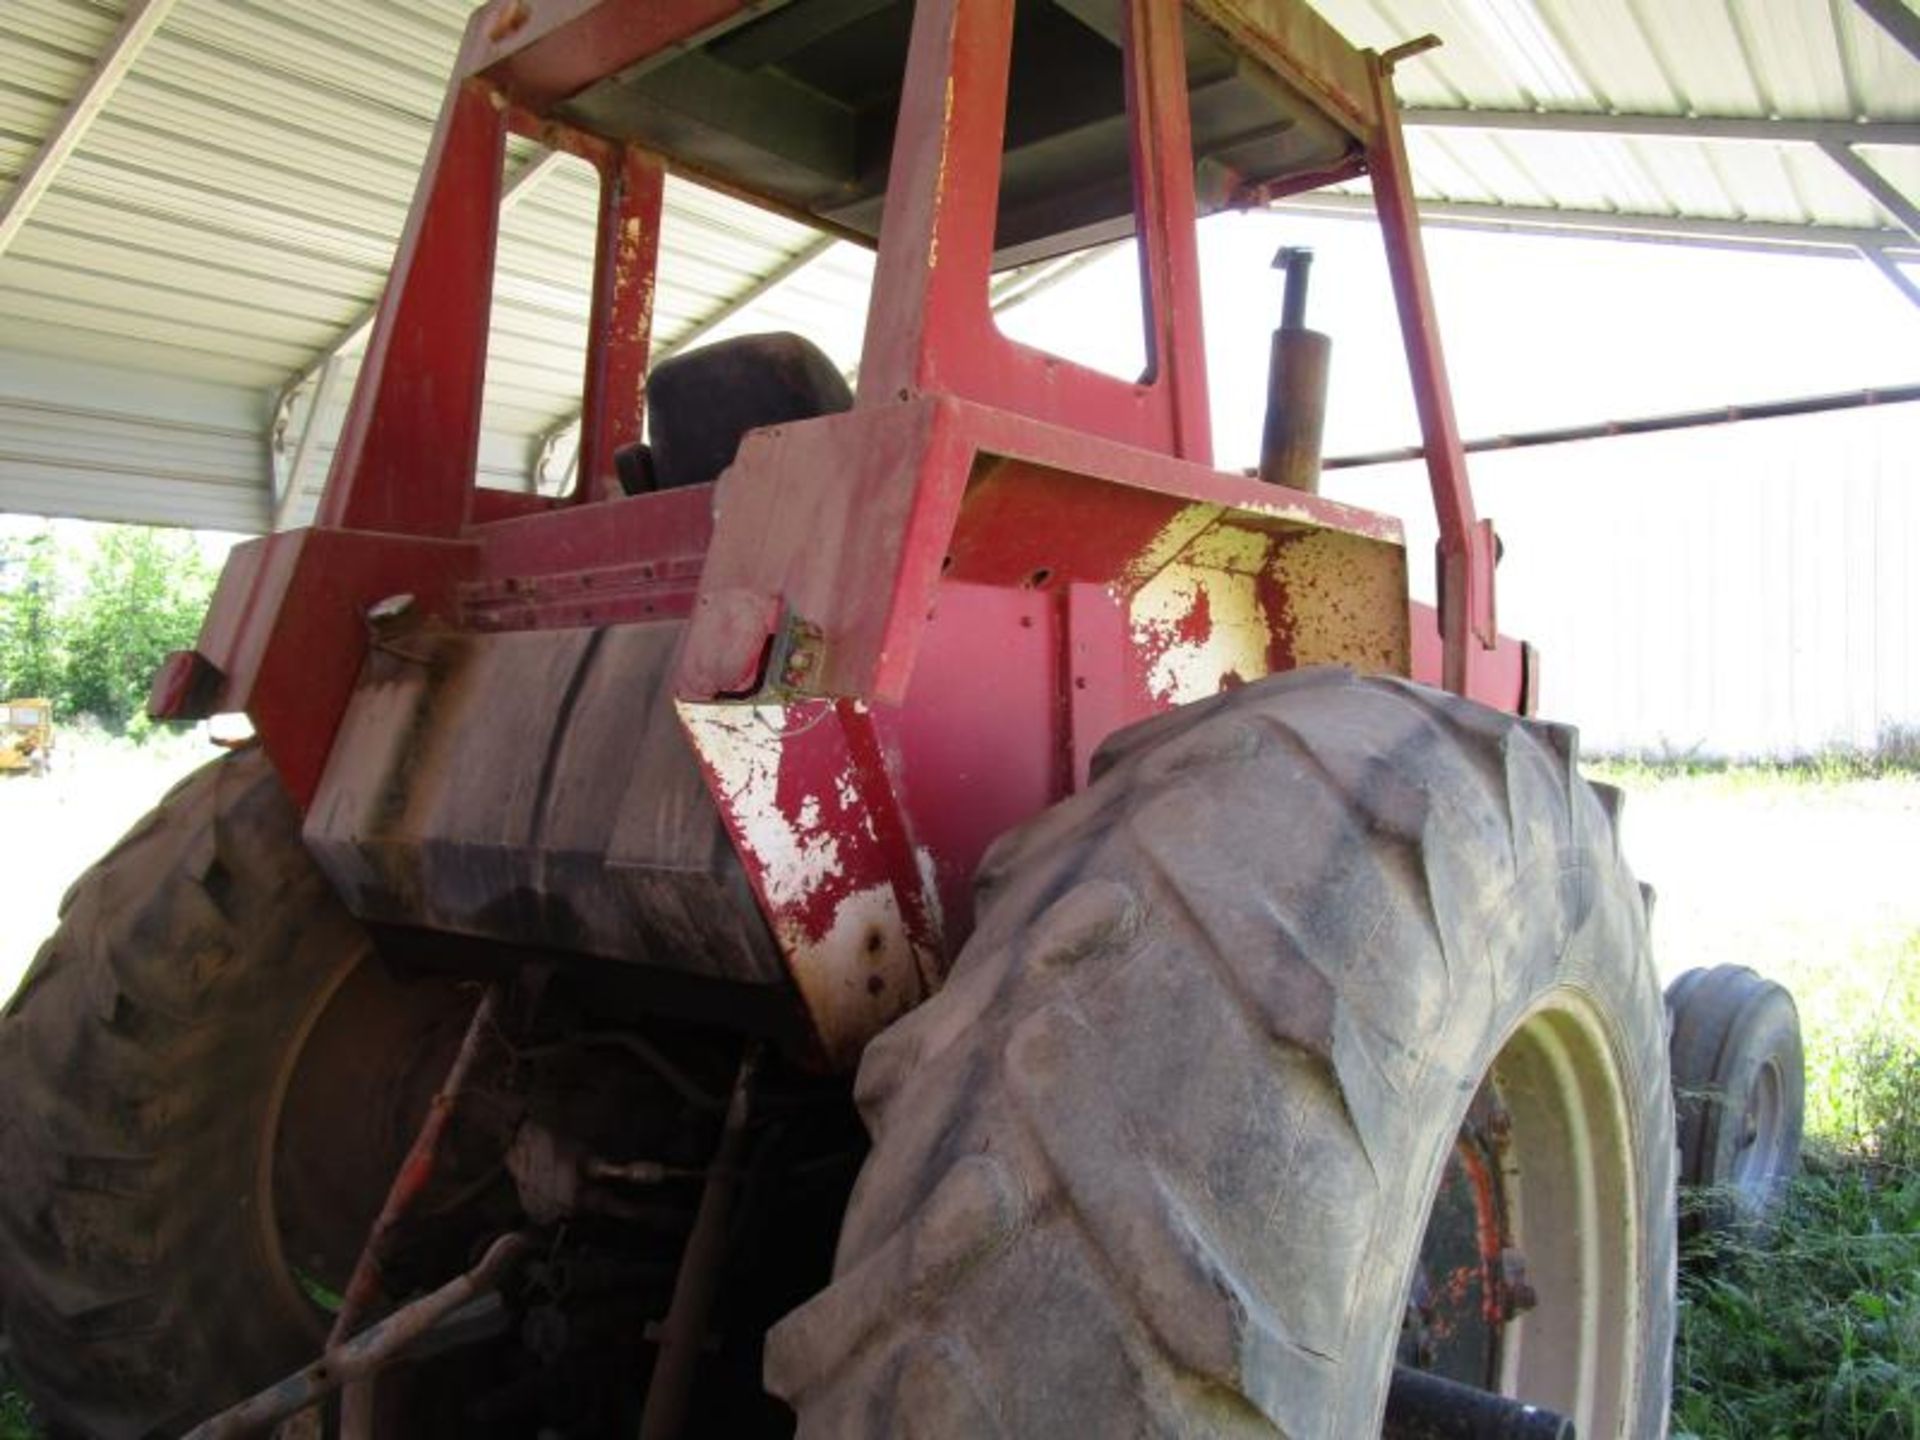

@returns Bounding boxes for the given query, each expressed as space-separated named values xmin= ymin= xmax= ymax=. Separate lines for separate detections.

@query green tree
xmin=60 ymin=527 xmax=216 ymax=728
xmin=0 ymin=530 xmax=64 ymax=699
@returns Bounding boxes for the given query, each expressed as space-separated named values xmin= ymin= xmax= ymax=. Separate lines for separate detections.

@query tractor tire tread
xmin=0 ymin=750 xmax=349 ymax=1439
xmin=769 ymin=669 xmax=1675 ymax=1439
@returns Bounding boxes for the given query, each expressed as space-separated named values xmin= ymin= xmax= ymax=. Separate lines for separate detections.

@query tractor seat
xmin=618 ymin=331 xmax=853 ymax=495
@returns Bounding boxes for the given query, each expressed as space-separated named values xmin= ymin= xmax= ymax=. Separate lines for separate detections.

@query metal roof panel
xmin=1530 ymin=0 xmax=1679 ymax=113
xmin=2 ymin=0 xmax=1915 ymax=527
xmin=1595 ymin=2 xmax=1768 ymax=115
xmin=1841 ymin=5 xmax=1920 ymax=119
xmin=1731 ymin=0 xmax=1862 ymax=121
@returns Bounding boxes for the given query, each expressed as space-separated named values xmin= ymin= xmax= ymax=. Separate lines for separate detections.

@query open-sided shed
xmin=0 ymin=0 xmax=1915 ymax=535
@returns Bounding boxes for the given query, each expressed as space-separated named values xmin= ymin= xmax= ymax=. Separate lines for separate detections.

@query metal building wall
xmin=0 ymin=350 xmax=267 ymax=533
xmin=1324 ymin=404 xmax=1920 ymax=759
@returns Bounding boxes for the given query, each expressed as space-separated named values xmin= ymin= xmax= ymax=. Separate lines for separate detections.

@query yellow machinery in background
xmin=0 ymin=699 xmax=52 ymax=775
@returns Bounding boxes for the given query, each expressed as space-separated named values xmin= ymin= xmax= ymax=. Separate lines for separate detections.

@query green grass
xmin=1587 ymin=757 xmax=1920 ymax=1136
xmin=1674 ymin=1030 xmax=1920 ymax=1440
xmin=0 ymin=1379 xmax=34 ymax=1440
xmin=1589 ymin=730 xmax=1920 ymax=790
xmin=1675 ymin=1162 xmax=1920 ymax=1440
xmin=1609 ymin=758 xmax=1920 ymax=1438
xmin=1797 ymin=930 xmax=1920 ymax=1149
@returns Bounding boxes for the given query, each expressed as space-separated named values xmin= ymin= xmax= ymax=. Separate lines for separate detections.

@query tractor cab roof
xmin=490 ymin=0 xmax=1378 ymax=266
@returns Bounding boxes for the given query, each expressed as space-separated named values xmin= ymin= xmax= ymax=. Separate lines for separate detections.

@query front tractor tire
xmin=770 ymin=670 xmax=1676 ymax=1438
xmin=0 ymin=750 xmax=470 ymax=1439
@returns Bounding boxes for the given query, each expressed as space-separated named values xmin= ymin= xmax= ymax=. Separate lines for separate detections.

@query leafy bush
xmin=0 ymin=532 xmax=60 ymax=701
xmin=0 ymin=523 xmax=218 ymax=731
xmin=1839 ymin=1034 xmax=1920 ymax=1174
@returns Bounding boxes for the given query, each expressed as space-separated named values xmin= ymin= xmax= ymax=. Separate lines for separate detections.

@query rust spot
xmin=486 ymin=0 xmax=530 ymax=43
xmin=864 ymin=929 xmax=885 ymax=956
xmin=1271 ymin=529 xmax=1408 ymax=675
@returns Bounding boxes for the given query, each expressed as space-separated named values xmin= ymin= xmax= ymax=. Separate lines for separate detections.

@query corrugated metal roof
xmin=1 ymin=0 xmax=861 ymax=524
xmin=0 ymin=0 xmax=1914 ymax=531
xmin=1304 ymin=0 xmax=1919 ymax=236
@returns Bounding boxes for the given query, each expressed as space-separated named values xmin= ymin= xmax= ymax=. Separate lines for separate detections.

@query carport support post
xmin=1859 ymin=246 xmax=1920 ymax=309
xmin=274 ymin=357 xmax=345 ymax=532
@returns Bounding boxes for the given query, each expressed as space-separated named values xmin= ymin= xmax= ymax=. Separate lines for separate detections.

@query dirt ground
xmin=1607 ymin=769 xmax=1920 ymax=1035
xmin=1 ymin=728 xmax=212 ymax=1001
xmin=5 ymin=741 xmax=1918 ymax=1078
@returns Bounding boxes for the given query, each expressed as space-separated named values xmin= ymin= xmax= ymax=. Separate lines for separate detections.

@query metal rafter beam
xmin=269 ymin=147 xmax=566 ymax=515
xmin=990 ymin=242 xmax=1123 ymax=314
xmin=1274 ymin=192 xmax=1919 ymax=258
xmin=652 ymin=233 xmax=839 ymax=367
xmin=1821 ymin=140 xmax=1920 ymax=240
xmin=1402 ymin=108 xmax=1920 ymax=149
xmin=1274 ymin=194 xmax=1920 ymax=311
xmin=282 ymin=148 xmax=565 ymax=398
xmin=1326 ymin=384 xmax=1920 ymax=469
xmin=1854 ymin=0 xmax=1920 ymax=65
xmin=0 ymin=0 xmax=181 ymax=258
xmin=1861 ymin=245 xmax=1920 ymax=309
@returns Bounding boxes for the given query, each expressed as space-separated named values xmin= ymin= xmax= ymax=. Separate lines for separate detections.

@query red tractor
xmin=0 ymin=0 xmax=1803 ymax=1435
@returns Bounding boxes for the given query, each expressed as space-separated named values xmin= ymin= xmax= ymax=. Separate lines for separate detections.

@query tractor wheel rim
xmin=257 ymin=945 xmax=471 ymax=1337
xmin=1405 ymin=990 xmax=1641 ymax=1437
xmin=257 ymin=948 xmax=367 ymax=1338
xmin=1730 ymin=1056 xmax=1787 ymax=1201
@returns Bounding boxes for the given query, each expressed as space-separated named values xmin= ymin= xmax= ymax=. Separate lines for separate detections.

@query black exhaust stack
xmin=1258 ymin=246 xmax=1331 ymax=494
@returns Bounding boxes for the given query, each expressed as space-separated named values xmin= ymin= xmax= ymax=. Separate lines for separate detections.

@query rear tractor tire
xmin=0 ymin=749 xmax=472 ymax=1438
xmin=769 ymin=669 xmax=1677 ymax=1438
xmin=1666 ymin=964 xmax=1805 ymax=1241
